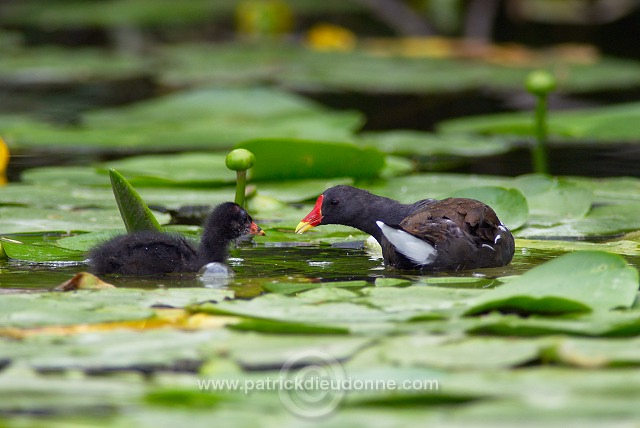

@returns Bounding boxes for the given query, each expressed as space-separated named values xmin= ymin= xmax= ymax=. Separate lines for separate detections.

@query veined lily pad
xmin=465 ymin=251 xmax=638 ymax=316
xmin=512 ymin=174 xmax=593 ymax=224
xmin=450 ymin=186 xmax=528 ymax=230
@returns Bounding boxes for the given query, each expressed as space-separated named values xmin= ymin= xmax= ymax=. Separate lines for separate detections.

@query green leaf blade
xmin=109 ymin=169 xmax=163 ymax=233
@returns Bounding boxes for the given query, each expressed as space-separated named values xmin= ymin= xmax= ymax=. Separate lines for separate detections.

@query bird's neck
xmin=349 ymin=194 xmax=413 ymax=243
xmin=198 ymin=225 xmax=231 ymax=264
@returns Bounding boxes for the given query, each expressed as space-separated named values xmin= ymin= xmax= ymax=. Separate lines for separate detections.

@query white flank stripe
xmin=377 ymin=221 xmax=437 ymax=265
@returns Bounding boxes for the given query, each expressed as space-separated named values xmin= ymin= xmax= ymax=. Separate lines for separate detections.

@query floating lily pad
xmin=102 ymin=153 xmax=235 ymax=187
xmin=465 ymin=251 xmax=639 ymax=316
xmin=545 ymin=336 xmax=640 ymax=367
xmin=2 ymin=87 xmax=363 ymax=150
xmin=512 ymin=175 xmax=593 ymax=224
xmin=190 ymin=291 xmax=407 ymax=327
xmin=1 ymin=238 xmax=85 ymax=262
xmin=0 ymin=287 xmax=232 ymax=328
xmin=2 ymin=0 xmax=361 ymax=28
xmin=516 ymin=239 xmax=640 ymax=257
xmin=439 ymin=101 xmax=640 ymax=143
xmin=565 ymin=176 xmax=640 ymax=205
xmin=516 ymin=203 xmax=640 ymax=239
xmin=367 ymin=173 xmax=511 ymax=202
xmin=357 ymin=131 xmax=511 ymax=157
xmin=20 ymin=166 xmax=113 ymax=187
xmin=0 ymin=206 xmax=129 ymax=234
xmin=466 ymin=311 xmax=640 ymax=338
xmin=236 ymin=138 xmax=385 ymax=181
xmin=358 ymin=285 xmax=483 ymax=318
xmin=161 ymin=42 xmax=640 ymax=95
xmin=450 ymin=186 xmax=528 ymax=230
xmin=379 ymin=336 xmax=545 ymax=369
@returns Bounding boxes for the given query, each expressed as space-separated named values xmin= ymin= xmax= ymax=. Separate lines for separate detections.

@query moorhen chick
xmin=89 ymin=202 xmax=264 ymax=275
xmin=295 ymin=185 xmax=514 ymax=271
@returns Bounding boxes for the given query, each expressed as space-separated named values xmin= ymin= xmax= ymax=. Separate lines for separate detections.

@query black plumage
xmin=296 ymin=185 xmax=514 ymax=271
xmin=89 ymin=202 xmax=263 ymax=275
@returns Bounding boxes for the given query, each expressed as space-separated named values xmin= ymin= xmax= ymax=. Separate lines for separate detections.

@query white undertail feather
xmin=376 ymin=221 xmax=437 ymax=265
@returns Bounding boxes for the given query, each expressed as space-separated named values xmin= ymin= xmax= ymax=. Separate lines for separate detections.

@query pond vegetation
xmin=2 ymin=1 xmax=640 ymax=426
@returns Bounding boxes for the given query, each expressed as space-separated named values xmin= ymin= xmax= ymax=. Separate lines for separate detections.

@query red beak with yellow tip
xmin=250 ymin=222 xmax=266 ymax=236
xmin=295 ymin=194 xmax=324 ymax=234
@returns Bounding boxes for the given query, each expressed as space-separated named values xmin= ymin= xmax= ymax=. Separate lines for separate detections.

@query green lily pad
xmin=0 ymin=182 xmax=115 ymax=208
xmin=21 ymin=166 xmax=112 ymax=187
xmin=379 ymin=336 xmax=546 ymax=369
xmin=2 ymin=87 xmax=362 ymax=150
xmin=0 ymin=238 xmax=85 ymax=262
xmin=546 ymin=336 xmax=640 ymax=367
xmin=465 ymin=251 xmax=639 ymax=316
xmin=512 ymin=174 xmax=593 ymax=224
xmin=466 ymin=311 xmax=640 ymax=338
xmin=358 ymin=131 xmax=511 ymax=157
xmin=367 ymin=173 xmax=511 ymax=202
xmin=0 ymin=287 xmax=232 ymax=328
xmin=358 ymin=285 xmax=483 ymax=318
xmin=450 ymin=186 xmax=529 ymax=230
xmin=516 ymin=203 xmax=640 ymax=239
xmin=516 ymin=239 xmax=640 ymax=257
xmin=0 ymin=206 xmax=132 ymax=234
xmin=189 ymin=291 xmax=408 ymax=327
xmin=102 ymin=153 xmax=235 ymax=187
xmin=253 ymin=178 xmax=353 ymax=203
xmin=439 ymin=101 xmax=640 ymax=143
xmin=161 ymin=42 xmax=640 ymax=95
xmin=236 ymin=138 xmax=385 ymax=181
xmin=565 ymin=176 xmax=640 ymax=205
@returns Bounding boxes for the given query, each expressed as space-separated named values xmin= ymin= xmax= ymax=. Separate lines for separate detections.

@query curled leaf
xmin=54 ymin=272 xmax=116 ymax=291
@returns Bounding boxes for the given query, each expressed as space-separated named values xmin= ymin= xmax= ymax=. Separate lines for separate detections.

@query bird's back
xmin=382 ymin=198 xmax=515 ymax=270
xmin=88 ymin=231 xmax=199 ymax=275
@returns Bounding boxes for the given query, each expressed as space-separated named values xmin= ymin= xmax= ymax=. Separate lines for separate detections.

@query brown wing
xmin=399 ymin=198 xmax=502 ymax=245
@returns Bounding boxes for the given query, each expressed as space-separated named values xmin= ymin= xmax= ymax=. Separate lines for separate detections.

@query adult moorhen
xmin=89 ymin=202 xmax=264 ymax=275
xmin=295 ymin=185 xmax=514 ymax=271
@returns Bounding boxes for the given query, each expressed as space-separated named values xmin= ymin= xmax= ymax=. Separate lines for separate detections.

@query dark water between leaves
xmin=0 ymin=236 xmax=562 ymax=295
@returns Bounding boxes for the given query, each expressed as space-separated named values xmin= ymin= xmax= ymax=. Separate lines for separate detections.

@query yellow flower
xmin=0 ymin=136 xmax=9 ymax=185
xmin=306 ymin=24 xmax=356 ymax=52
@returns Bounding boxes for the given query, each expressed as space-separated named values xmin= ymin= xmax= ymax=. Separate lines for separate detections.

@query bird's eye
xmin=330 ymin=199 xmax=339 ymax=206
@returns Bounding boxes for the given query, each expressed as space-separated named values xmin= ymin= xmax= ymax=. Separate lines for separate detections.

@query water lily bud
xmin=526 ymin=70 xmax=557 ymax=96
xmin=0 ymin=136 xmax=9 ymax=185
xmin=226 ymin=149 xmax=256 ymax=171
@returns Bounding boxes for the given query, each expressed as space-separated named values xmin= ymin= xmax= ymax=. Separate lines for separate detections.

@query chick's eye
xmin=330 ymin=199 xmax=339 ymax=206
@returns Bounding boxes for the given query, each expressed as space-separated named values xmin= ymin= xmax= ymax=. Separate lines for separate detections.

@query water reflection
xmin=0 ymin=239 xmax=572 ymax=293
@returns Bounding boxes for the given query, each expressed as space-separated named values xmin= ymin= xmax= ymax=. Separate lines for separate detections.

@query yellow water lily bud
xmin=306 ymin=24 xmax=356 ymax=52
xmin=0 ymin=136 xmax=9 ymax=185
